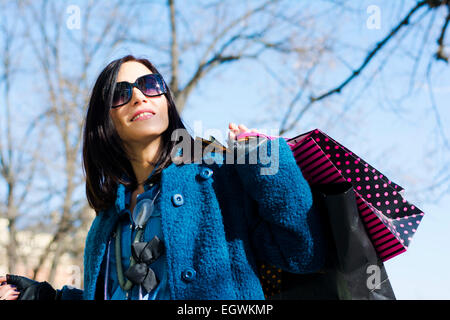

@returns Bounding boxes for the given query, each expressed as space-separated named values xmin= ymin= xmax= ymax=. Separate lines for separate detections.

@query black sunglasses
xmin=111 ymin=73 xmax=167 ymax=108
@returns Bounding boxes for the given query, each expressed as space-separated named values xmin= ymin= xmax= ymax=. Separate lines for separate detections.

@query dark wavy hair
xmin=82 ymin=55 xmax=195 ymax=214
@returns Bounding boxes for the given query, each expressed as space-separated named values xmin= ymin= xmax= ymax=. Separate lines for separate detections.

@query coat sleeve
xmin=58 ymin=286 xmax=84 ymax=300
xmin=234 ymin=137 xmax=325 ymax=274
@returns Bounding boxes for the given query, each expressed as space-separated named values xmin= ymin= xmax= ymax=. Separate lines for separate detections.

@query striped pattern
xmin=354 ymin=193 xmax=407 ymax=261
xmin=291 ymin=137 xmax=346 ymax=185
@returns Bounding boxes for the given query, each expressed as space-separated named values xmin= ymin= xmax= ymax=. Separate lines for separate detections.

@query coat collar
xmin=114 ymin=158 xmax=165 ymax=214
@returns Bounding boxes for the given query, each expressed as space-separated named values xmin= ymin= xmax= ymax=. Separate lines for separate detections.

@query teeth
xmin=132 ymin=112 xmax=153 ymax=121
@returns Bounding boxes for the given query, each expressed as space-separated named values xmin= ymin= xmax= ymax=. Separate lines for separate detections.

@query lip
xmin=130 ymin=109 xmax=156 ymax=122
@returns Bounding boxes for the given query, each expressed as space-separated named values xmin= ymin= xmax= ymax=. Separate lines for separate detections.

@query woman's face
xmin=109 ymin=61 xmax=169 ymax=148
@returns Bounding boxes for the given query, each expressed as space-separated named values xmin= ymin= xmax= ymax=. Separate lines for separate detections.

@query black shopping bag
xmin=263 ymin=182 xmax=396 ymax=300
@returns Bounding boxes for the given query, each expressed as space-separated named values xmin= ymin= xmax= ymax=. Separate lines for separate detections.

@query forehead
xmin=116 ymin=61 xmax=153 ymax=83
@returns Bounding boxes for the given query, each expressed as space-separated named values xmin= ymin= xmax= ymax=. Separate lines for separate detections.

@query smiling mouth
xmin=131 ymin=112 xmax=155 ymax=122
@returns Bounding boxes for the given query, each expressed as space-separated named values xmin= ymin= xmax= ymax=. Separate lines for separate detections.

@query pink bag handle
xmin=236 ymin=131 xmax=277 ymax=140
xmin=236 ymin=131 xmax=296 ymax=147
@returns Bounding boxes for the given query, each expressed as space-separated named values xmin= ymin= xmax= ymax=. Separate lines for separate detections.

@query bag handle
xmin=236 ymin=131 xmax=277 ymax=140
xmin=236 ymin=131 xmax=296 ymax=147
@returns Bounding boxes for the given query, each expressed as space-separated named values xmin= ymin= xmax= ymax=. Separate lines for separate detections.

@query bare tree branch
xmin=435 ymin=3 xmax=450 ymax=62
xmin=425 ymin=57 xmax=450 ymax=149
xmin=168 ymin=0 xmax=180 ymax=94
xmin=407 ymin=8 xmax=437 ymax=94
xmin=280 ymin=0 xmax=431 ymax=135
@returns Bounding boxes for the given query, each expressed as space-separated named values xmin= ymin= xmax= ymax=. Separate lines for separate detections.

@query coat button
xmin=199 ymin=167 xmax=213 ymax=180
xmin=181 ymin=268 xmax=196 ymax=282
xmin=171 ymin=194 xmax=184 ymax=207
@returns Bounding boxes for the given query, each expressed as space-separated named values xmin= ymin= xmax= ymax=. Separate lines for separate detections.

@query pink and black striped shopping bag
xmin=237 ymin=129 xmax=424 ymax=262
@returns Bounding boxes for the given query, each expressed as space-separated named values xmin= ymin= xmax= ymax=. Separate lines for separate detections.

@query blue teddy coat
xmin=83 ymin=137 xmax=325 ymax=300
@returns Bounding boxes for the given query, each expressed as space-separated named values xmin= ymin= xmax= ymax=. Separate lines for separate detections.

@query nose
xmin=131 ymin=87 xmax=148 ymax=106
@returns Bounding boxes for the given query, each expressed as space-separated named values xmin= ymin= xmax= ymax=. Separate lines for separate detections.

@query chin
xmin=128 ymin=127 xmax=165 ymax=140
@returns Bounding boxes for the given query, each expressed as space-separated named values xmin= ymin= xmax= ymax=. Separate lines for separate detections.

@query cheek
xmin=162 ymin=105 xmax=170 ymax=128
xmin=157 ymin=98 xmax=170 ymax=129
xmin=109 ymin=111 xmax=128 ymax=138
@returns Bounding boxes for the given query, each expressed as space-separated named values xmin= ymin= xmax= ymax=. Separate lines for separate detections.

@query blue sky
xmin=1 ymin=0 xmax=449 ymax=299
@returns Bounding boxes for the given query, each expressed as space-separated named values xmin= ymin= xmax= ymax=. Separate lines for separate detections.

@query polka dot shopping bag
xmin=237 ymin=129 xmax=425 ymax=263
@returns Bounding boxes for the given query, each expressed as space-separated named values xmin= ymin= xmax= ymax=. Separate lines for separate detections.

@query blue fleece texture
xmin=82 ymin=137 xmax=325 ymax=300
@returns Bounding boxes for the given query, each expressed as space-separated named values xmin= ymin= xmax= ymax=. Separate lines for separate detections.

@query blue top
xmin=101 ymin=167 xmax=170 ymax=300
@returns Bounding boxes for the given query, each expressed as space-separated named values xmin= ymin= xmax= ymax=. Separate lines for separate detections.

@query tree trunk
xmin=48 ymin=239 xmax=63 ymax=285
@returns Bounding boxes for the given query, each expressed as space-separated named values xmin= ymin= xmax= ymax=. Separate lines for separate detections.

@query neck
xmin=126 ymin=136 xmax=162 ymax=185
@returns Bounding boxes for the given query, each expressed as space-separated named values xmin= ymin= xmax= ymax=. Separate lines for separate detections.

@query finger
xmin=3 ymin=288 xmax=16 ymax=297
xmin=0 ymin=276 xmax=6 ymax=283
xmin=1 ymin=284 xmax=16 ymax=290
xmin=229 ymin=123 xmax=239 ymax=133
xmin=0 ymin=283 xmax=11 ymax=291
xmin=238 ymin=124 xmax=249 ymax=132
xmin=4 ymin=290 xmax=20 ymax=300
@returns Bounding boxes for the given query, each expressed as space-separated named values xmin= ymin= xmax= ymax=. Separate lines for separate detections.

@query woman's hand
xmin=228 ymin=123 xmax=258 ymax=144
xmin=0 ymin=274 xmax=57 ymax=300
xmin=0 ymin=277 xmax=20 ymax=300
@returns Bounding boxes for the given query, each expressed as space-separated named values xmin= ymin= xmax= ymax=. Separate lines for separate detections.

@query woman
xmin=1 ymin=55 xmax=325 ymax=300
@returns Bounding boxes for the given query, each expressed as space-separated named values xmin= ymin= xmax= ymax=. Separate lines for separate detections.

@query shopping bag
xmin=236 ymin=129 xmax=424 ymax=262
xmin=199 ymin=130 xmax=422 ymax=300
xmin=263 ymin=181 xmax=396 ymax=300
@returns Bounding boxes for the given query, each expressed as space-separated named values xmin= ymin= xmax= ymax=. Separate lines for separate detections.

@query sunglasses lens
xmin=111 ymin=74 xmax=166 ymax=108
xmin=112 ymin=83 xmax=131 ymax=107
xmin=139 ymin=74 xmax=165 ymax=97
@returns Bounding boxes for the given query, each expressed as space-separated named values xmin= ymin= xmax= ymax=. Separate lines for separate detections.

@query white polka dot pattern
xmin=286 ymin=129 xmax=424 ymax=262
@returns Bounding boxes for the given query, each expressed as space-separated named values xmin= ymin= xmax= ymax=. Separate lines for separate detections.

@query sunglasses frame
xmin=111 ymin=73 xmax=167 ymax=109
